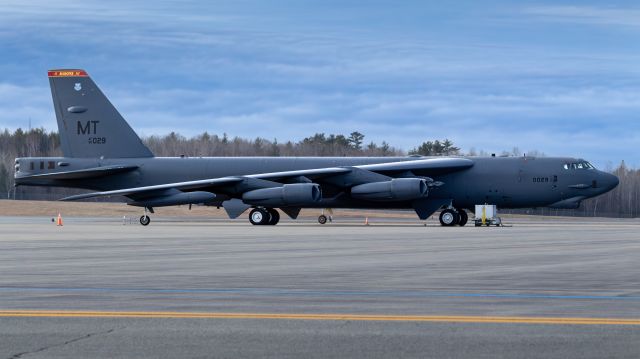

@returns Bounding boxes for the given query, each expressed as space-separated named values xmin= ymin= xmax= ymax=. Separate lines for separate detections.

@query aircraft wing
xmin=60 ymin=176 xmax=245 ymax=201
xmin=357 ymin=157 xmax=473 ymax=175
xmin=59 ymin=167 xmax=352 ymax=201
xmin=61 ymin=157 xmax=473 ymax=201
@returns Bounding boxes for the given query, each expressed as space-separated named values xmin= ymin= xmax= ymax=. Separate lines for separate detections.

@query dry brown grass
xmin=0 ymin=200 xmax=222 ymax=217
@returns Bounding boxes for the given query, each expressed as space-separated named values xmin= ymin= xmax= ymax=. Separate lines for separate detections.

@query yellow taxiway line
xmin=1 ymin=310 xmax=639 ymax=325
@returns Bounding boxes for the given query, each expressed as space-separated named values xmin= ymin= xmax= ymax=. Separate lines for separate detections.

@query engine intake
xmin=242 ymin=183 xmax=322 ymax=206
xmin=351 ymin=178 xmax=428 ymax=201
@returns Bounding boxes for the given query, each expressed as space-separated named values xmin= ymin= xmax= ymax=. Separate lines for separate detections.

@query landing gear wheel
xmin=139 ymin=215 xmax=151 ymax=226
xmin=267 ymin=208 xmax=280 ymax=225
xmin=439 ymin=209 xmax=459 ymax=227
xmin=318 ymin=215 xmax=328 ymax=224
xmin=249 ymin=208 xmax=271 ymax=225
xmin=457 ymin=209 xmax=468 ymax=227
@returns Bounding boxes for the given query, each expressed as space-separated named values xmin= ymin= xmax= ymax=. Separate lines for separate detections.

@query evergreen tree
xmin=348 ymin=131 xmax=365 ymax=150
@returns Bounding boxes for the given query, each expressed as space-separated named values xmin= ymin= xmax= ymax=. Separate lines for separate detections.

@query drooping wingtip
xmin=48 ymin=69 xmax=89 ymax=77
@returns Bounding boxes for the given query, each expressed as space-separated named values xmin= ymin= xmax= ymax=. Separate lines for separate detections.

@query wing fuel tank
xmin=130 ymin=191 xmax=216 ymax=207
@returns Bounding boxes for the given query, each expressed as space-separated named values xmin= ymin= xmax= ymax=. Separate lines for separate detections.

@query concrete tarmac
xmin=0 ymin=215 xmax=639 ymax=358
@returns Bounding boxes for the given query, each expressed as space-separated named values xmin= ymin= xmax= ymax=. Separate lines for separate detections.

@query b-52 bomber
xmin=14 ymin=69 xmax=619 ymax=226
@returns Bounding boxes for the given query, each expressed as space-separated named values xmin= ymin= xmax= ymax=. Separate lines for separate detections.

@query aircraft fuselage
xmin=15 ymin=155 xmax=619 ymax=210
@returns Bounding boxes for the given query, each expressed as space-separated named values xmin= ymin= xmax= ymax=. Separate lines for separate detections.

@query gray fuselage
xmin=16 ymin=155 xmax=619 ymax=210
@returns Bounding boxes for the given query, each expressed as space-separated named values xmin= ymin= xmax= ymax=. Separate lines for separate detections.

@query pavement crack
xmin=7 ymin=327 xmax=121 ymax=359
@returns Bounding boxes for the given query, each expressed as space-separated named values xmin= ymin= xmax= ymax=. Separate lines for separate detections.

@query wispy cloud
xmin=0 ymin=1 xmax=638 ymax=168
xmin=0 ymin=83 xmax=52 ymax=129
xmin=523 ymin=5 xmax=640 ymax=28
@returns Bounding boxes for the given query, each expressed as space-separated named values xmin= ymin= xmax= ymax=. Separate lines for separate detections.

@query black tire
xmin=267 ymin=208 xmax=280 ymax=225
xmin=439 ymin=209 xmax=459 ymax=226
xmin=249 ymin=208 xmax=271 ymax=225
xmin=457 ymin=209 xmax=468 ymax=227
xmin=318 ymin=215 xmax=328 ymax=224
xmin=139 ymin=215 xmax=151 ymax=226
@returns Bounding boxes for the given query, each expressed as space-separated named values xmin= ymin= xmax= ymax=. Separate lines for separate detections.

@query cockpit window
xmin=564 ymin=161 xmax=596 ymax=170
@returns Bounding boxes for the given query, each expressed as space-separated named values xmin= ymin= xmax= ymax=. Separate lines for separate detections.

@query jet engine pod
xmin=242 ymin=183 xmax=322 ymax=206
xmin=351 ymin=178 xmax=428 ymax=201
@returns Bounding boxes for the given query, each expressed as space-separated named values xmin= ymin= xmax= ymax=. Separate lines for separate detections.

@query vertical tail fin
xmin=48 ymin=69 xmax=153 ymax=158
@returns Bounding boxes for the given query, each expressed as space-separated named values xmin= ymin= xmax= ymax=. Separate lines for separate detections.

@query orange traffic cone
xmin=364 ymin=217 xmax=369 ymax=226
xmin=56 ymin=213 xmax=63 ymax=226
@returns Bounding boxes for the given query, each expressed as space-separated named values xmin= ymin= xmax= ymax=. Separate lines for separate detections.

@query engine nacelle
xmin=351 ymin=178 xmax=428 ymax=201
xmin=242 ymin=183 xmax=322 ymax=206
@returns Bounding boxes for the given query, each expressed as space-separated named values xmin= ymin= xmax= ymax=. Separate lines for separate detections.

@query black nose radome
xmin=603 ymin=172 xmax=619 ymax=191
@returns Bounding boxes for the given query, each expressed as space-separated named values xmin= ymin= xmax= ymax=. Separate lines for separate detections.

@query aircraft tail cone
xmin=56 ymin=213 xmax=63 ymax=226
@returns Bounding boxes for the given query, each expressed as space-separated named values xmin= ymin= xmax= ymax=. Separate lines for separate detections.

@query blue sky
xmin=1 ymin=1 xmax=639 ymax=167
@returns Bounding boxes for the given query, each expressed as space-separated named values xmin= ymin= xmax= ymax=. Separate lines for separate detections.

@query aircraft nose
xmin=601 ymin=172 xmax=619 ymax=191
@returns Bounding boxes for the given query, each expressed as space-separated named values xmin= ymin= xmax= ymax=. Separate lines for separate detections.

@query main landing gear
xmin=439 ymin=208 xmax=468 ymax=227
xmin=249 ymin=208 xmax=280 ymax=225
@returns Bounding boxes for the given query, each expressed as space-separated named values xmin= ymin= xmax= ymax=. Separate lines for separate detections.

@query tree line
xmin=0 ymin=127 xmax=635 ymax=218
xmin=144 ymin=131 xmax=401 ymax=157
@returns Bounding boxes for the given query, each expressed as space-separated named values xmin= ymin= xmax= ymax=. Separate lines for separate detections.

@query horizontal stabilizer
xmin=18 ymin=165 xmax=138 ymax=181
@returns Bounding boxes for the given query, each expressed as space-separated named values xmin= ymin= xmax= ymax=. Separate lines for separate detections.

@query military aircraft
xmin=14 ymin=69 xmax=619 ymax=226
